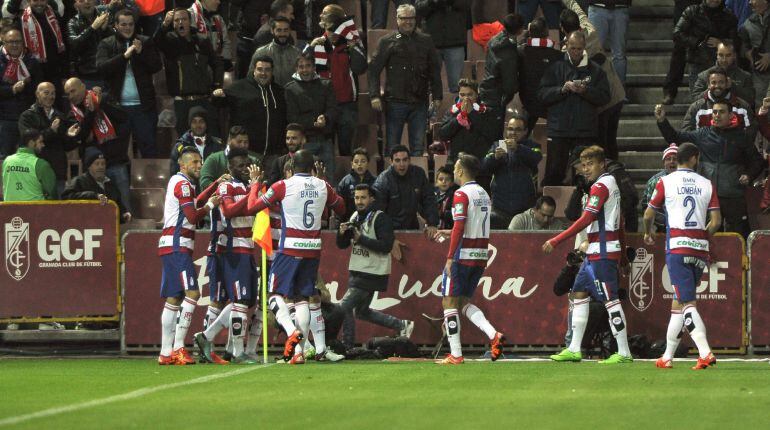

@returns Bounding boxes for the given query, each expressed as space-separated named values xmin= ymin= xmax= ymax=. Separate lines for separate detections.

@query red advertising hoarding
xmin=749 ymin=232 xmax=770 ymax=346
xmin=0 ymin=202 xmax=120 ymax=320
xmin=123 ymin=231 xmax=746 ymax=350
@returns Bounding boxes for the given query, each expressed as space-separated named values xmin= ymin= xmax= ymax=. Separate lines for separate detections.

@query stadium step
xmin=618 ymin=119 xmax=681 ymax=138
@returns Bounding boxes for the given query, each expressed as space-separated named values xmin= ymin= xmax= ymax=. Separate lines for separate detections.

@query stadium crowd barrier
xmin=0 ymin=202 xmax=120 ymax=323
xmin=121 ymin=230 xmax=748 ymax=352
xmin=748 ymin=231 xmax=770 ymax=352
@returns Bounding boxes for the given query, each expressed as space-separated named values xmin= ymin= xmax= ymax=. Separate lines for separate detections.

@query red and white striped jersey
xmin=448 ymin=182 xmax=491 ymax=267
xmin=269 ymin=205 xmax=282 ymax=261
xmin=259 ymin=173 xmax=343 ymax=258
xmin=217 ymin=180 xmax=254 ymax=254
xmin=584 ymin=173 xmax=622 ymax=261
xmin=159 ymin=173 xmax=197 ymax=255
xmin=648 ymin=168 xmax=719 ymax=258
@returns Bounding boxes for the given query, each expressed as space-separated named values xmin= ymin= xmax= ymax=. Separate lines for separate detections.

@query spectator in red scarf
xmin=64 ymin=76 xmax=131 ymax=213
xmin=0 ymin=28 xmax=42 ymax=158
xmin=517 ymin=17 xmax=562 ymax=134
xmin=439 ymin=78 xmax=496 ymax=163
xmin=6 ymin=0 xmax=67 ymax=108
xmin=189 ymin=0 xmax=232 ymax=71
xmin=309 ymin=3 xmax=366 ymax=156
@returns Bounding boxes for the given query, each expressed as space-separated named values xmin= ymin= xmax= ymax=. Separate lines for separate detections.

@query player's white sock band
xmin=683 ymin=305 xmax=711 ymax=358
xmin=444 ymin=309 xmax=462 ymax=358
xmin=462 ymin=303 xmax=497 ymax=340
xmin=268 ymin=295 xmax=297 ymax=335
xmin=173 ymin=297 xmax=197 ymax=350
xmin=567 ymin=298 xmax=589 ymax=353
xmin=161 ymin=303 xmax=180 ymax=356
xmin=203 ymin=306 xmax=221 ymax=331
xmin=288 ymin=302 xmax=297 ymax=325
xmin=309 ymin=303 xmax=326 ymax=354
xmin=203 ymin=303 xmax=232 ymax=341
xmin=663 ymin=310 xmax=684 ymax=361
xmin=605 ymin=300 xmax=631 ymax=357
xmin=230 ymin=304 xmax=248 ymax=357
xmin=245 ymin=310 xmax=263 ymax=355
xmin=294 ymin=301 xmax=310 ymax=355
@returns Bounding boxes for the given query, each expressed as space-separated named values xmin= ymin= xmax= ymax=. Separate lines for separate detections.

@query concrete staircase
xmin=621 ymin=0 xmax=686 ymax=194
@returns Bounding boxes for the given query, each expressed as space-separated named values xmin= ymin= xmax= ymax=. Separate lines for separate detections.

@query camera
xmin=566 ymin=249 xmax=585 ymax=267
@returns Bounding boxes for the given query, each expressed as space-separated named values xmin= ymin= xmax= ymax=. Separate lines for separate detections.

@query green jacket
xmin=199 ymin=148 xmax=262 ymax=190
xmin=2 ymin=147 xmax=57 ymax=201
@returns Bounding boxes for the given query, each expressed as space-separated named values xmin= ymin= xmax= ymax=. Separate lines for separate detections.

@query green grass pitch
xmin=1 ymin=358 xmax=769 ymax=429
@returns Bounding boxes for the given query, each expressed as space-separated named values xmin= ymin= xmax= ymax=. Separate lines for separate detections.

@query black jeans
xmin=326 ymin=285 xmax=404 ymax=348
xmin=544 ymin=137 xmax=594 ymax=187
xmin=663 ymin=0 xmax=701 ymax=97
xmin=718 ymin=195 xmax=750 ymax=239
xmin=597 ymin=102 xmax=623 ymax=160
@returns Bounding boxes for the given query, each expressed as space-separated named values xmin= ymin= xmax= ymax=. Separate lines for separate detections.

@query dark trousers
xmin=337 ymin=102 xmax=358 ymax=156
xmin=719 ymin=195 xmax=750 ymax=239
xmin=173 ymin=98 xmax=220 ymax=138
xmin=543 ymin=136 xmax=594 ymax=187
xmin=325 ymin=285 xmax=403 ymax=349
xmin=121 ymin=105 xmax=158 ymax=158
xmin=236 ymin=37 xmax=256 ymax=79
xmin=491 ymin=206 xmax=516 ymax=230
xmin=663 ymin=0 xmax=700 ymax=97
xmin=597 ymin=102 xmax=623 ymax=160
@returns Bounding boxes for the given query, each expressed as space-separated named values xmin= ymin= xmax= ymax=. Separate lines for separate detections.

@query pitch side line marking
xmin=0 ymin=363 xmax=275 ymax=427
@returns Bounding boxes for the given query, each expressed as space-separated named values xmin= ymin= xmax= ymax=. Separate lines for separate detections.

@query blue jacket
xmin=336 ymin=169 xmax=376 ymax=221
xmin=482 ymin=138 xmax=542 ymax=214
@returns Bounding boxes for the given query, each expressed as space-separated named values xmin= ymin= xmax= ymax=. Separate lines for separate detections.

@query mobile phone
xmin=497 ymin=140 xmax=507 ymax=150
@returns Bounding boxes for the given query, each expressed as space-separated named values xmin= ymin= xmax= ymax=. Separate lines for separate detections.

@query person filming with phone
xmin=482 ymin=115 xmax=543 ymax=229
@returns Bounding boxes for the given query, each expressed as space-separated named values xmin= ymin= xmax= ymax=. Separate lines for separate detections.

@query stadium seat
xmin=467 ymin=30 xmax=485 ymax=62
xmin=156 ymin=127 xmax=177 ymax=159
xmin=434 ymin=154 xmax=449 ymax=170
xmin=335 ymin=156 xmax=352 ymax=183
xmin=475 ymin=60 xmax=485 ymax=84
xmin=353 ymin=124 xmax=381 ymax=173
xmin=383 ymin=155 xmax=429 ymax=179
xmin=436 ymin=93 xmax=457 ymax=120
xmin=462 ymin=61 xmax=475 ymax=80
xmin=542 ymin=186 xmax=576 ymax=218
xmin=131 ymin=159 xmax=170 ymax=189
xmin=130 ymin=188 xmax=165 ymax=221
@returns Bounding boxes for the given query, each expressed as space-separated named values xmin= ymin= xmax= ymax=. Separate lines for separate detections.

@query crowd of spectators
xmin=0 ymin=0 xmax=768 ymax=242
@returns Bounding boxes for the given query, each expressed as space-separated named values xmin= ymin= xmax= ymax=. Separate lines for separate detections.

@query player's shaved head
xmin=676 ymin=142 xmax=699 ymax=165
xmin=292 ymin=149 xmax=314 ymax=173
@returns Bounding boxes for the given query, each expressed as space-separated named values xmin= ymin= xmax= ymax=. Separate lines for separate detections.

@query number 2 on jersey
xmin=683 ymin=195 xmax=697 ymax=227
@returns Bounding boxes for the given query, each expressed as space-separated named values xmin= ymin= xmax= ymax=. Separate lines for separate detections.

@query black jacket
xmin=67 ymin=11 xmax=113 ymax=79
xmin=435 ymin=184 xmax=459 ymax=229
xmin=479 ymin=31 xmax=519 ymax=108
xmin=18 ymin=103 xmax=77 ymax=180
xmin=517 ymin=43 xmax=563 ymax=119
xmin=155 ymin=26 xmax=223 ymax=96
xmin=67 ymin=94 xmax=130 ymax=168
xmin=482 ymin=138 xmax=543 ymax=215
xmin=335 ymin=205 xmax=395 ymax=292
xmin=658 ymin=118 xmax=766 ymax=198
xmin=438 ymin=104 xmax=497 ymax=161
xmin=336 ymin=169 xmax=377 ymax=221
xmin=373 ymin=164 xmax=439 ymax=229
xmin=96 ymin=34 xmax=162 ymax=110
xmin=538 ymin=53 xmax=610 ymax=138
xmin=415 ymin=0 xmax=471 ymax=48
xmin=169 ymin=132 xmax=224 ymax=175
xmin=674 ymin=1 xmax=738 ymax=67
xmin=61 ymin=171 xmax=128 ymax=218
xmin=368 ymin=30 xmax=443 ymax=104
xmin=0 ymin=53 xmax=43 ymax=121
xmin=284 ymin=74 xmax=338 ymax=137
xmin=215 ymin=76 xmax=287 ymax=157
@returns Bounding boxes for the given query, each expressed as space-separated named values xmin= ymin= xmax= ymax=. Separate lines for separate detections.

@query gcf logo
xmin=630 ymin=248 xmax=654 ymax=312
xmin=5 ymin=216 xmax=30 ymax=281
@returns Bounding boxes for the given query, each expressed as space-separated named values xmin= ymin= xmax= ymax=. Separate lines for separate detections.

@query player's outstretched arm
xmin=543 ymin=211 xmax=595 ymax=254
